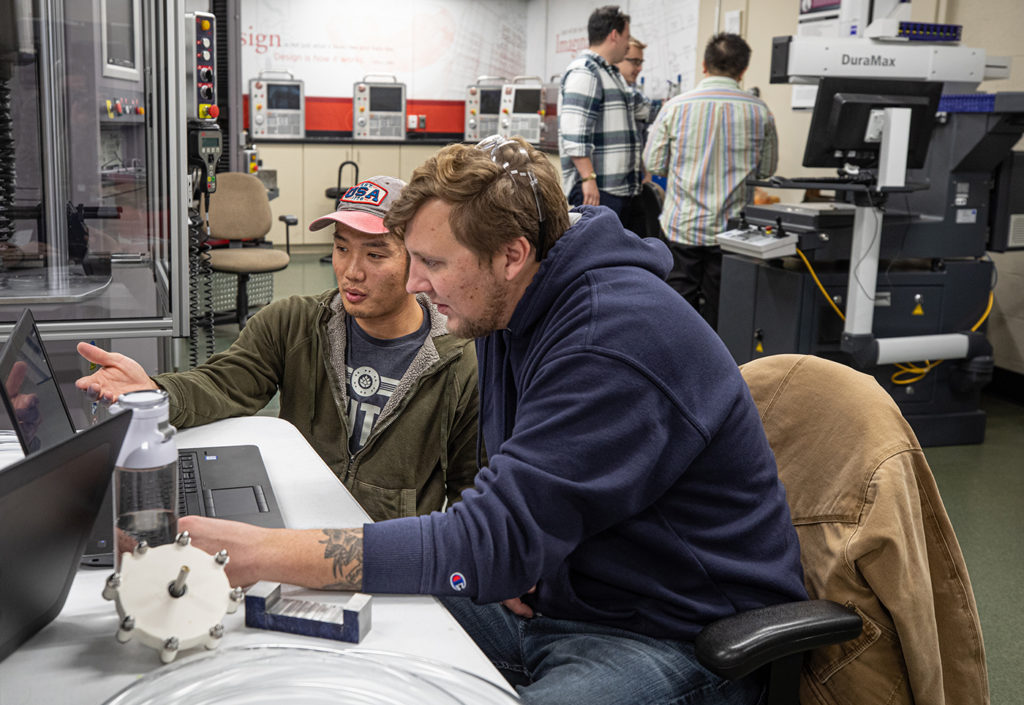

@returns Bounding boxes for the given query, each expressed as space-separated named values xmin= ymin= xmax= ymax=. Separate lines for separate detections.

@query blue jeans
xmin=442 ymin=598 xmax=765 ymax=705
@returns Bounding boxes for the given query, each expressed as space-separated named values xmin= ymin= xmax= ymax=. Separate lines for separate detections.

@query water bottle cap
xmin=116 ymin=389 xmax=170 ymax=410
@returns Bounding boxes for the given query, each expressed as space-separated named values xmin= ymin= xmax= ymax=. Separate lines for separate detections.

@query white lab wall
xmin=242 ymin=0 xmax=530 ymax=100
xmin=534 ymin=0 xmax=700 ymax=100
xmin=240 ymin=0 xmax=700 ymax=102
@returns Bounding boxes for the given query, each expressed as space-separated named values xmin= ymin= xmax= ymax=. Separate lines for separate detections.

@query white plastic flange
xmin=102 ymin=533 xmax=243 ymax=663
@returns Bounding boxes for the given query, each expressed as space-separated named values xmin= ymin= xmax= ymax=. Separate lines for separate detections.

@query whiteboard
xmin=241 ymin=0 xmax=698 ymax=102
xmin=242 ymin=0 xmax=528 ymax=100
xmin=544 ymin=0 xmax=700 ymax=101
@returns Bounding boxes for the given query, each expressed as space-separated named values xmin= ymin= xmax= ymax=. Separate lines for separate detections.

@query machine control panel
xmin=498 ymin=77 xmax=545 ymax=144
xmin=185 ymin=12 xmax=218 ymax=122
xmin=188 ymin=127 xmax=222 ymax=193
xmin=464 ymin=77 xmax=505 ymax=142
xmin=540 ymin=77 xmax=560 ymax=151
xmin=717 ymin=224 xmax=798 ymax=260
xmin=249 ymin=73 xmax=305 ymax=139
xmin=353 ymin=76 xmax=406 ymax=141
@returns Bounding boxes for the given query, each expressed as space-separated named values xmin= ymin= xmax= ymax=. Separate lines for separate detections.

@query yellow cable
xmin=796 ymin=248 xmax=845 ymax=320
xmin=794 ymin=249 xmax=995 ymax=385
xmin=970 ymin=291 xmax=994 ymax=332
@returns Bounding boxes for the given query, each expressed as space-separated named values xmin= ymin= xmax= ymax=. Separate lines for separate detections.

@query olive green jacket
xmin=155 ymin=291 xmax=480 ymax=521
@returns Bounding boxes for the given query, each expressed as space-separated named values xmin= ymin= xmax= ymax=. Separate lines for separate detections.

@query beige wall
xmin=693 ymin=0 xmax=1024 ymax=198
xmin=257 ymin=143 xmax=444 ymax=248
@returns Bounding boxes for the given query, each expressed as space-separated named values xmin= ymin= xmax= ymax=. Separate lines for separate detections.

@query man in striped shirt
xmin=644 ymin=33 xmax=778 ymax=330
xmin=558 ymin=6 xmax=643 ymax=227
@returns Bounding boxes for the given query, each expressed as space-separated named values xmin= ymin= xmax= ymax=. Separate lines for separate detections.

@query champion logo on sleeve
xmin=449 ymin=572 xmax=467 ymax=591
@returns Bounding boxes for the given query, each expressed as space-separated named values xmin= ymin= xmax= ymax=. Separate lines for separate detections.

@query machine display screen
xmin=479 ymin=88 xmax=501 ymax=115
xmin=370 ymin=86 xmax=404 ymax=112
xmin=512 ymin=88 xmax=541 ymax=114
xmin=267 ymin=84 xmax=302 ymax=111
xmin=104 ymin=0 xmax=136 ymax=69
xmin=201 ymin=137 xmax=220 ymax=148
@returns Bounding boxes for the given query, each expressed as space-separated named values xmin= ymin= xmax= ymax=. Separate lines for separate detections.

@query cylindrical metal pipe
xmin=169 ymin=565 xmax=190 ymax=598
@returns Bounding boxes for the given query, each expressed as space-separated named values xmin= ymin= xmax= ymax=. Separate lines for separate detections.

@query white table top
xmin=0 ymin=416 xmax=509 ymax=704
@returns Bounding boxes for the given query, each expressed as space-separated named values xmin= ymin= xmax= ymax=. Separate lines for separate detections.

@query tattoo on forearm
xmin=318 ymin=529 xmax=363 ymax=590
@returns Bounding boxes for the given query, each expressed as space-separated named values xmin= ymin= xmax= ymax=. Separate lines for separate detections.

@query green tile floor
xmin=230 ymin=251 xmax=1023 ymax=703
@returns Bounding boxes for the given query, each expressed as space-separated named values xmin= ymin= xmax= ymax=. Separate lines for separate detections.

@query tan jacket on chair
xmin=740 ymin=355 xmax=989 ymax=705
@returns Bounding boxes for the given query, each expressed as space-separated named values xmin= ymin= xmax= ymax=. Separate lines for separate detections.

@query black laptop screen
xmin=0 ymin=310 xmax=77 ymax=455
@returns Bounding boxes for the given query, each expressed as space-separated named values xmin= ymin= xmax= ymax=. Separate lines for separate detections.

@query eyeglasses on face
xmin=474 ymin=135 xmax=549 ymax=261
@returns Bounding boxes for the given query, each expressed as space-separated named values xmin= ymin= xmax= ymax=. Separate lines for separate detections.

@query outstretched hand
xmin=75 ymin=342 xmax=157 ymax=403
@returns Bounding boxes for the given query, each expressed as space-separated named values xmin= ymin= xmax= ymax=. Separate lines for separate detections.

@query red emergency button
xmin=207 ymin=104 xmax=220 ymax=118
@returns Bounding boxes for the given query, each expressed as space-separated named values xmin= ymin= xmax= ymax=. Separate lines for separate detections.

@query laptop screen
xmin=0 ymin=310 xmax=77 ymax=455
xmin=0 ymin=411 xmax=130 ymax=663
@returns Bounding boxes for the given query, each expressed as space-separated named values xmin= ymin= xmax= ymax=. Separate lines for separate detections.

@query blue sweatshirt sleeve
xmin=362 ymin=348 xmax=718 ymax=602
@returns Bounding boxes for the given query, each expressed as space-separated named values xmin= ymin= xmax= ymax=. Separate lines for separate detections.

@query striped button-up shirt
xmin=558 ymin=50 xmax=643 ymax=198
xmin=644 ymin=76 xmax=778 ymax=246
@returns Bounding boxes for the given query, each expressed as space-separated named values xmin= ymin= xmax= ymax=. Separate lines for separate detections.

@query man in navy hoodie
xmin=181 ymin=136 xmax=806 ymax=705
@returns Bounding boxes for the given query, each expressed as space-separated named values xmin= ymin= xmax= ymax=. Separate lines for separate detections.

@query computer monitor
xmin=802 ymin=77 xmax=943 ymax=171
xmin=479 ymin=88 xmax=502 ymax=116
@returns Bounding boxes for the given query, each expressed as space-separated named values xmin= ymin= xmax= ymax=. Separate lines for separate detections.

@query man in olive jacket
xmin=76 ymin=176 xmax=480 ymax=521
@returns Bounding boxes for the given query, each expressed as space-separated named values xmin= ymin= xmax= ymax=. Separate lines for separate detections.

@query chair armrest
xmin=278 ymin=215 xmax=298 ymax=226
xmin=695 ymin=599 xmax=862 ymax=680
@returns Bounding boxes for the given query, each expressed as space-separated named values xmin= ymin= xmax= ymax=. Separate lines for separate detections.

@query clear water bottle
xmin=111 ymin=390 xmax=178 ymax=570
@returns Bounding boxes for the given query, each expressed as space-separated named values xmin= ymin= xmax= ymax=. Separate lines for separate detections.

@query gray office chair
xmin=696 ymin=354 xmax=988 ymax=705
xmin=205 ymin=172 xmax=290 ymax=328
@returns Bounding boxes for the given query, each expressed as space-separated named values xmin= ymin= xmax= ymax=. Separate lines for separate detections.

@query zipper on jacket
xmin=341 ymin=349 xmax=462 ymax=485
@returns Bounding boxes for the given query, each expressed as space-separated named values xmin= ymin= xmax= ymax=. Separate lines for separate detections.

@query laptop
xmin=0 ymin=411 xmax=131 ymax=663
xmin=0 ymin=309 xmax=285 ymax=567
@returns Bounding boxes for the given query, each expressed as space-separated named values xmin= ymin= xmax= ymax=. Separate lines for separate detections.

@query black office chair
xmin=278 ymin=214 xmax=298 ymax=255
xmin=696 ymin=600 xmax=861 ymax=704
xmin=320 ymin=160 xmax=359 ymax=264
xmin=696 ymin=354 xmax=988 ymax=705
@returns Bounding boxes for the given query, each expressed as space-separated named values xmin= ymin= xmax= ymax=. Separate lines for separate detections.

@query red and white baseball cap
xmin=308 ymin=175 xmax=406 ymax=235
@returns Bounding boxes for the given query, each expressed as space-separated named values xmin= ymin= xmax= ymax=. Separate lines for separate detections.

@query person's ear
xmin=499 ymin=237 xmax=533 ymax=281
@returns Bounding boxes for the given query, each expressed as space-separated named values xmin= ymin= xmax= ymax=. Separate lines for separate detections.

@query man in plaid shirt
xmin=558 ymin=6 xmax=644 ymax=231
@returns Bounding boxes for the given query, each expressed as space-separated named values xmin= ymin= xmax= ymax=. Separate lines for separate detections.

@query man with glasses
xmin=180 ymin=137 xmax=806 ymax=705
xmin=558 ymin=5 xmax=645 ymax=232
xmin=643 ymin=33 xmax=778 ymax=331
xmin=615 ymin=35 xmax=652 ymax=154
xmin=616 ymin=36 xmax=647 ymax=91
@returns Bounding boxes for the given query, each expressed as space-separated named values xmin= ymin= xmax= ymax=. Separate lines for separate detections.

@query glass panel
xmin=0 ymin=0 xmax=171 ymax=325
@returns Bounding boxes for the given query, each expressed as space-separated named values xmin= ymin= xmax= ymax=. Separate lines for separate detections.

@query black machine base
xmin=719 ymin=254 xmax=993 ymax=447
xmin=905 ymin=409 xmax=987 ymax=447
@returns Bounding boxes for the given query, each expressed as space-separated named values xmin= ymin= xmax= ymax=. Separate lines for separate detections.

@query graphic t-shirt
xmin=345 ymin=307 xmax=430 ymax=454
